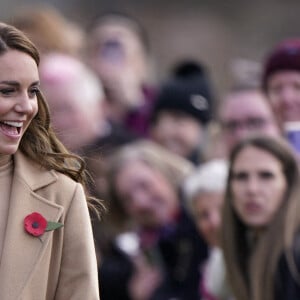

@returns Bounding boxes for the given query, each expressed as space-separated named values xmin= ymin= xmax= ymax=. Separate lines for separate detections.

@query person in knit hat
xmin=262 ymin=39 xmax=300 ymax=156
xmin=262 ymin=38 xmax=300 ymax=126
xmin=149 ymin=60 xmax=215 ymax=165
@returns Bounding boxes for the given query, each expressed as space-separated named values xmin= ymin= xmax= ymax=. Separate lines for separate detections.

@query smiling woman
xmin=222 ymin=135 xmax=300 ymax=300
xmin=0 ymin=50 xmax=39 ymax=158
xmin=0 ymin=22 xmax=101 ymax=299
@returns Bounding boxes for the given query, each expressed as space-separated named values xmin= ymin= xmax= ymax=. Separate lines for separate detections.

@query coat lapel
xmin=0 ymin=152 xmax=64 ymax=299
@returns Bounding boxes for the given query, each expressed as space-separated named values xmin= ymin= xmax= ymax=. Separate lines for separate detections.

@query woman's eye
xmin=259 ymin=171 xmax=274 ymax=180
xmin=0 ymin=88 xmax=15 ymax=96
xmin=232 ymin=171 xmax=248 ymax=181
xmin=28 ymin=87 xmax=39 ymax=98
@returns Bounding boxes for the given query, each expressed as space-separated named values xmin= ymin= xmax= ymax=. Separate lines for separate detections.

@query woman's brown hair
xmin=0 ymin=22 xmax=103 ymax=213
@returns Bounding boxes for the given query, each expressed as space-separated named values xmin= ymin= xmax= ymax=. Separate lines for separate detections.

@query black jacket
xmin=275 ymin=234 xmax=300 ymax=300
xmin=99 ymin=206 xmax=208 ymax=300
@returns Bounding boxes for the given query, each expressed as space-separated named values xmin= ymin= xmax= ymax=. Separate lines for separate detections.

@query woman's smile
xmin=0 ymin=120 xmax=24 ymax=137
xmin=0 ymin=50 xmax=39 ymax=158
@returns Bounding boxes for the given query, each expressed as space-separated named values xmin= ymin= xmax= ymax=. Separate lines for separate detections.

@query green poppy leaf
xmin=45 ymin=221 xmax=64 ymax=231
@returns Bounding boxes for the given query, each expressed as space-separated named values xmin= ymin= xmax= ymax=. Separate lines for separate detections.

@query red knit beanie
xmin=262 ymin=38 xmax=300 ymax=91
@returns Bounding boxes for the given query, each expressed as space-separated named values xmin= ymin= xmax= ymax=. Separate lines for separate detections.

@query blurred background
xmin=2 ymin=0 xmax=300 ymax=98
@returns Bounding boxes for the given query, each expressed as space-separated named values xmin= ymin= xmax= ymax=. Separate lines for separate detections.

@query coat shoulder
xmin=42 ymin=170 xmax=85 ymax=209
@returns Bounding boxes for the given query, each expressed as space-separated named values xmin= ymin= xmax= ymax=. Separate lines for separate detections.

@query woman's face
xmin=193 ymin=192 xmax=223 ymax=247
xmin=267 ymin=71 xmax=300 ymax=123
xmin=115 ymin=160 xmax=179 ymax=228
xmin=150 ymin=111 xmax=205 ymax=159
xmin=0 ymin=50 xmax=39 ymax=161
xmin=231 ymin=145 xmax=287 ymax=229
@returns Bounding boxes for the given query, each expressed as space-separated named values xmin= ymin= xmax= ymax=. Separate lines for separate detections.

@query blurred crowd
xmin=7 ymin=3 xmax=300 ymax=300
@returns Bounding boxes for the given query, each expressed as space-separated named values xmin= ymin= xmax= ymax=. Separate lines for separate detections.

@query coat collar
xmin=13 ymin=151 xmax=58 ymax=191
xmin=0 ymin=151 xmax=64 ymax=299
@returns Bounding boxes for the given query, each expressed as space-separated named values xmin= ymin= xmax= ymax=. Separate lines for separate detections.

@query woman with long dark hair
xmin=222 ymin=135 xmax=300 ymax=300
xmin=0 ymin=22 xmax=101 ymax=299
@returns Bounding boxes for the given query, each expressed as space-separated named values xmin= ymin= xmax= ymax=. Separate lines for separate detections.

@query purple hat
xmin=262 ymin=38 xmax=300 ymax=90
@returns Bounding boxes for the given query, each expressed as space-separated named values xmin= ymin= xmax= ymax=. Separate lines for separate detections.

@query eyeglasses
xmin=222 ymin=117 xmax=270 ymax=133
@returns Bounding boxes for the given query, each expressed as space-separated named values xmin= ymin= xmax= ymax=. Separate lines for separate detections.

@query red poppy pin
xmin=24 ymin=212 xmax=63 ymax=237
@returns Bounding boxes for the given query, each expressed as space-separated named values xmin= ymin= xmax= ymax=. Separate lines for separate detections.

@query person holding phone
xmin=101 ymin=140 xmax=208 ymax=300
xmin=263 ymin=39 xmax=300 ymax=155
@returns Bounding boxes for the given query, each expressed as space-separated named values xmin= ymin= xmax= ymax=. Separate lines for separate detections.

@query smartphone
xmin=100 ymin=39 xmax=125 ymax=64
xmin=115 ymin=232 xmax=140 ymax=257
xmin=284 ymin=122 xmax=300 ymax=154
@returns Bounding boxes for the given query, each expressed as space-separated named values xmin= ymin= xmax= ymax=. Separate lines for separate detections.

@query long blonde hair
xmin=221 ymin=135 xmax=300 ymax=300
xmin=106 ymin=140 xmax=194 ymax=229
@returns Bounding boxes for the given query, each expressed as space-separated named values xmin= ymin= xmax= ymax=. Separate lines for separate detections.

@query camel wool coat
xmin=0 ymin=151 xmax=100 ymax=300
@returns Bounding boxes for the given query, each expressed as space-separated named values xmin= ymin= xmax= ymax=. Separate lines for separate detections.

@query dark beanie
xmin=262 ymin=38 xmax=300 ymax=90
xmin=151 ymin=61 xmax=214 ymax=126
